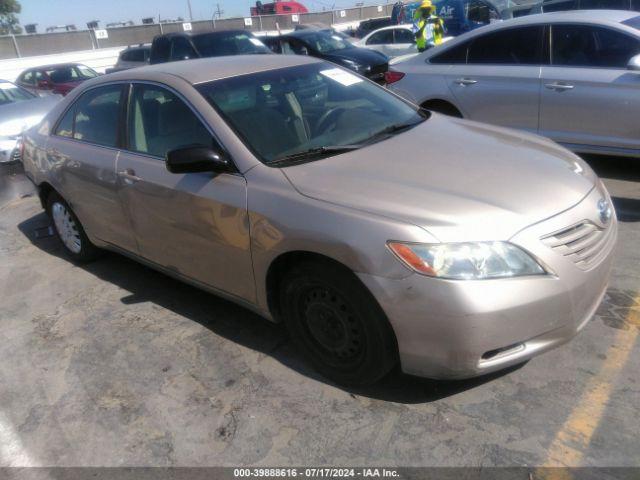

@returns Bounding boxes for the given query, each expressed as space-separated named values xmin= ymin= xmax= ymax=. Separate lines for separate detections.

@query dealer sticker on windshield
xmin=320 ymin=68 xmax=363 ymax=87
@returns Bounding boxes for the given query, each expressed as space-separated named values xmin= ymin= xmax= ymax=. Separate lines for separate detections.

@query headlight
xmin=388 ymin=241 xmax=545 ymax=280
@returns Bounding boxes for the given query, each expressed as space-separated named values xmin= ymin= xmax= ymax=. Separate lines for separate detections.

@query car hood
xmin=282 ymin=115 xmax=596 ymax=242
xmin=322 ymin=47 xmax=388 ymax=67
xmin=0 ymin=95 xmax=61 ymax=132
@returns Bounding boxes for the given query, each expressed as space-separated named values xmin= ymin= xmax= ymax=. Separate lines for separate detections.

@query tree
xmin=0 ymin=0 xmax=22 ymax=35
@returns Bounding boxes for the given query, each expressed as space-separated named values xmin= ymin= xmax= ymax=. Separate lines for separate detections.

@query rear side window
xmin=622 ymin=15 xmax=640 ymax=30
xmin=367 ymin=29 xmax=394 ymax=45
xmin=394 ymin=29 xmax=416 ymax=44
xmin=151 ymin=37 xmax=171 ymax=63
xmin=122 ymin=49 xmax=146 ymax=62
xmin=552 ymin=24 xmax=640 ymax=68
xmin=55 ymin=85 xmax=123 ymax=147
xmin=171 ymin=37 xmax=197 ymax=61
xmin=429 ymin=41 xmax=470 ymax=64
xmin=20 ymin=71 xmax=35 ymax=85
xmin=127 ymin=84 xmax=215 ymax=159
xmin=467 ymin=26 xmax=542 ymax=64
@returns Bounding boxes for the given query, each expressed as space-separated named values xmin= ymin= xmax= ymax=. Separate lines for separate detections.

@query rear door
xmin=117 ymin=82 xmax=254 ymax=301
xmin=539 ymin=24 xmax=640 ymax=151
xmin=46 ymin=84 xmax=138 ymax=252
xmin=442 ymin=25 xmax=544 ymax=132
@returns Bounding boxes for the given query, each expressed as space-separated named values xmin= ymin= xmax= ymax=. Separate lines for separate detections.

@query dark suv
xmin=262 ymin=30 xmax=389 ymax=83
xmin=150 ymin=30 xmax=271 ymax=64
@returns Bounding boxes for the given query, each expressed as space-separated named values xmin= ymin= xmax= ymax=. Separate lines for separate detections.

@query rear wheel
xmin=280 ymin=261 xmax=398 ymax=386
xmin=46 ymin=192 xmax=101 ymax=262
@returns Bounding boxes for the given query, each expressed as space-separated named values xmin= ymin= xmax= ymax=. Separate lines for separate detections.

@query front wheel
xmin=280 ymin=261 xmax=398 ymax=386
xmin=47 ymin=192 xmax=102 ymax=262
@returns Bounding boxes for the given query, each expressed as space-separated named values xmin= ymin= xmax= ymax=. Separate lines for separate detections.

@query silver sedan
xmin=22 ymin=55 xmax=616 ymax=385
xmin=0 ymin=80 xmax=60 ymax=163
xmin=387 ymin=10 xmax=640 ymax=158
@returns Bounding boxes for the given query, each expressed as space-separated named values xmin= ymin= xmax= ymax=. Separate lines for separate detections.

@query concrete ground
xmin=0 ymin=157 xmax=638 ymax=468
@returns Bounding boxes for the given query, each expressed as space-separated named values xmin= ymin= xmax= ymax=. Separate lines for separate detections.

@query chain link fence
xmin=0 ymin=4 xmax=394 ymax=60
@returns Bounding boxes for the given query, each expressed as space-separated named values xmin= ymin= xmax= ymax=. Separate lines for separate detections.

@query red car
xmin=16 ymin=63 xmax=99 ymax=97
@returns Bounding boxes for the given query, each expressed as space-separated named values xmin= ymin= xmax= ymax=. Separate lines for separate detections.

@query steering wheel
xmin=315 ymin=107 xmax=348 ymax=135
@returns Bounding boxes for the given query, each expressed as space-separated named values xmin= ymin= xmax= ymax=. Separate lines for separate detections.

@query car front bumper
xmin=358 ymin=186 xmax=617 ymax=380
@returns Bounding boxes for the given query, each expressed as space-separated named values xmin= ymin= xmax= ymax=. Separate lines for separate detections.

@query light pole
xmin=186 ymin=0 xmax=194 ymax=21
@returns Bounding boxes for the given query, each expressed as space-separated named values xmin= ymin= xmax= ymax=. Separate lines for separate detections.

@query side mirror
xmin=37 ymin=80 xmax=52 ymax=89
xmin=166 ymin=146 xmax=233 ymax=174
xmin=627 ymin=54 xmax=640 ymax=71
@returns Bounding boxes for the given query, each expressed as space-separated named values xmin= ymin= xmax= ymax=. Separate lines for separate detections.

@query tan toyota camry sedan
xmin=22 ymin=55 xmax=617 ymax=386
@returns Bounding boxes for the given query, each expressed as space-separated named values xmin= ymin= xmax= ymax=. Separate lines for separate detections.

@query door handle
xmin=118 ymin=168 xmax=142 ymax=184
xmin=454 ymin=78 xmax=478 ymax=86
xmin=545 ymin=82 xmax=574 ymax=91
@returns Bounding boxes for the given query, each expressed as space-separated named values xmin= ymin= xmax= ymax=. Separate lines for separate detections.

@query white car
xmin=355 ymin=25 xmax=419 ymax=58
xmin=0 ymin=80 xmax=60 ymax=163
xmin=386 ymin=10 xmax=640 ymax=157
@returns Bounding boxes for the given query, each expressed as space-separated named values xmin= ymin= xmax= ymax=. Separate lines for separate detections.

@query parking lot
xmin=0 ymin=155 xmax=638 ymax=468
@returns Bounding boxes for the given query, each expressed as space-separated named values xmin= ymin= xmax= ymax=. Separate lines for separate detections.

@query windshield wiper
xmin=362 ymin=120 xmax=424 ymax=146
xmin=269 ymin=145 xmax=362 ymax=166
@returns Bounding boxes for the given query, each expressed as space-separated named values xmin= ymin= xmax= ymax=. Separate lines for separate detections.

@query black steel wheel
xmin=281 ymin=261 xmax=398 ymax=386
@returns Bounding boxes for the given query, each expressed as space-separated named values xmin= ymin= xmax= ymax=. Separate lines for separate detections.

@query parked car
xmin=16 ymin=63 xmax=99 ymax=96
xmin=355 ymin=16 xmax=394 ymax=38
xmin=262 ymin=30 xmax=389 ymax=83
xmin=356 ymin=25 xmax=419 ymax=58
xmin=22 ymin=55 xmax=616 ymax=385
xmin=106 ymin=44 xmax=151 ymax=74
xmin=0 ymin=80 xmax=60 ymax=163
xmin=387 ymin=10 xmax=640 ymax=157
xmin=149 ymin=30 xmax=271 ymax=64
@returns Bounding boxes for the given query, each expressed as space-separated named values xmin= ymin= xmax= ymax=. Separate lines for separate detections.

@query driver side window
xmin=127 ymin=84 xmax=215 ymax=159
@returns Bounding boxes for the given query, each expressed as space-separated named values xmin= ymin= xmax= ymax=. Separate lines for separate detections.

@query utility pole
xmin=186 ymin=0 xmax=194 ymax=20
xmin=214 ymin=3 xmax=224 ymax=19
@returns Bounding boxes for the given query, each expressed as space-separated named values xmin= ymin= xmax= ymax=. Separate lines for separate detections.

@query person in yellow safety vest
xmin=413 ymin=0 xmax=445 ymax=52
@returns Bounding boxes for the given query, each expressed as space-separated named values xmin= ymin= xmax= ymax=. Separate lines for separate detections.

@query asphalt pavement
xmin=0 ymin=156 xmax=638 ymax=468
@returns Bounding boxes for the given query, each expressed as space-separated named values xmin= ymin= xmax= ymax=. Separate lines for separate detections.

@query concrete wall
xmin=0 ymin=4 xmax=393 ymax=60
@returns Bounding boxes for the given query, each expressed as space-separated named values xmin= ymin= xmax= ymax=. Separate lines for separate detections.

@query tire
xmin=46 ymin=191 xmax=102 ymax=262
xmin=280 ymin=261 xmax=398 ymax=386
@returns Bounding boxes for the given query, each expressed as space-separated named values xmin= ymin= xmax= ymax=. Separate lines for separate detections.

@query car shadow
xmin=582 ymin=154 xmax=640 ymax=182
xmin=17 ymin=211 xmax=522 ymax=405
xmin=580 ymin=155 xmax=640 ymax=223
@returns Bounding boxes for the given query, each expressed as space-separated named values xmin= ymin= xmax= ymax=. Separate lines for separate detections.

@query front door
xmin=443 ymin=25 xmax=544 ymax=133
xmin=539 ymin=24 xmax=640 ymax=151
xmin=117 ymin=83 xmax=255 ymax=301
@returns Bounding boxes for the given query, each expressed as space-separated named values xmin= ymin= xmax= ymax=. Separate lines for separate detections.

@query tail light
xmin=384 ymin=71 xmax=406 ymax=85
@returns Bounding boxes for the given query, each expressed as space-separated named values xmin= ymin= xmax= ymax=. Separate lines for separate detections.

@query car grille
xmin=541 ymin=220 xmax=614 ymax=270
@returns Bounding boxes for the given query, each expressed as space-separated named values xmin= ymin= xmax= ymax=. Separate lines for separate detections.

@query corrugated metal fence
xmin=0 ymin=4 xmax=394 ymax=60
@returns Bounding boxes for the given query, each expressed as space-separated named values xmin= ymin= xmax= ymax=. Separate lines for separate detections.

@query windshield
xmin=302 ymin=32 xmax=353 ymax=53
xmin=193 ymin=32 xmax=271 ymax=57
xmin=198 ymin=63 xmax=425 ymax=165
xmin=0 ymin=82 xmax=35 ymax=105
xmin=46 ymin=65 xmax=98 ymax=83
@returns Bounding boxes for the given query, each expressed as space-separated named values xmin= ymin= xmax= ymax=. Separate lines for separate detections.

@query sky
xmin=18 ymin=0 xmax=386 ymax=30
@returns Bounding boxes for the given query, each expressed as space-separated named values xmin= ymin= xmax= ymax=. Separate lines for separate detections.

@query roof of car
xmin=96 ymin=54 xmax=323 ymax=85
xmin=26 ymin=62 xmax=88 ymax=72
xmin=419 ymin=9 xmax=640 ymax=57
xmin=502 ymin=9 xmax=638 ymax=26
xmin=155 ymin=29 xmax=251 ymax=39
